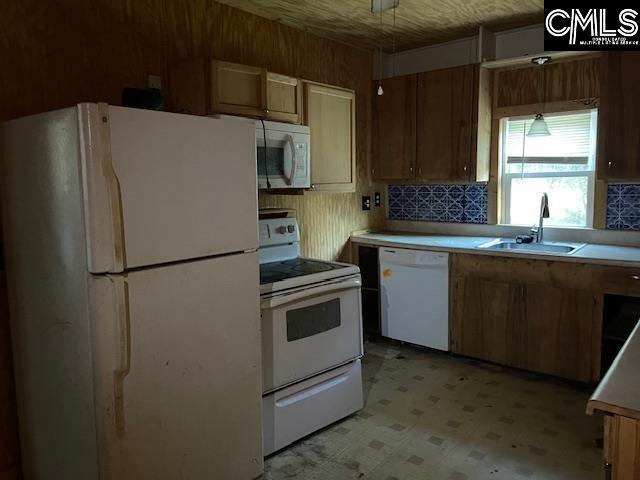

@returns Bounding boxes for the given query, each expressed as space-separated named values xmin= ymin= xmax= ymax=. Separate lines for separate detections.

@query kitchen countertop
xmin=351 ymin=232 xmax=640 ymax=268
xmin=587 ymin=319 xmax=640 ymax=420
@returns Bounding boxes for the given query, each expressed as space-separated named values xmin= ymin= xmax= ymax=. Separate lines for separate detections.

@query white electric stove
xmin=259 ymin=210 xmax=364 ymax=456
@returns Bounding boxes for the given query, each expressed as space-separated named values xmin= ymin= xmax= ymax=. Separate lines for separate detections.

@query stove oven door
xmin=261 ymin=275 xmax=363 ymax=393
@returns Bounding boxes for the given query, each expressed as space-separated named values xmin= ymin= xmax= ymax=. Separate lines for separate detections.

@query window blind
xmin=506 ymin=111 xmax=594 ymax=162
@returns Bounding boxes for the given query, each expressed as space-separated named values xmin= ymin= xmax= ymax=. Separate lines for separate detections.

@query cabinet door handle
xmin=608 ymin=161 xmax=612 ymax=169
xmin=630 ymin=275 xmax=640 ymax=281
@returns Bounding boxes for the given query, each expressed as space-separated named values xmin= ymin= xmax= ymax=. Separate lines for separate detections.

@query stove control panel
xmin=259 ymin=218 xmax=301 ymax=248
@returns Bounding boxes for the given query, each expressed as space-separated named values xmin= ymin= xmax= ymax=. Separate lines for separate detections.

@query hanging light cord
xmin=391 ymin=5 xmax=396 ymax=77
xmin=521 ymin=120 xmax=526 ymax=180
xmin=378 ymin=7 xmax=384 ymax=93
xmin=541 ymin=64 xmax=546 ymax=115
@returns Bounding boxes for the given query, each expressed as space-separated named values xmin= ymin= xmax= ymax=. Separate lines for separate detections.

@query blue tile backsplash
xmin=607 ymin=184 xmax=640 ymax=231
xmin=389 ymin=183 xmax=640 ymax=230
xmin=389 ymin=184 xmax=488 ymax=224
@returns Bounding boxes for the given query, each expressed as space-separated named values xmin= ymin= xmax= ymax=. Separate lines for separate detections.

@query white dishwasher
xmin=379 ymin=247 xmax=449 ymax=351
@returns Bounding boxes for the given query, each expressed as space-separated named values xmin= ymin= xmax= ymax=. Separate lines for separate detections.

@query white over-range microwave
xmin=256 ymin=120 xmax=310 ymax=189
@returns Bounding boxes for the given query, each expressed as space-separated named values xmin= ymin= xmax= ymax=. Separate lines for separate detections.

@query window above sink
xmin=500 ymin=110 xmax=598 ymax=229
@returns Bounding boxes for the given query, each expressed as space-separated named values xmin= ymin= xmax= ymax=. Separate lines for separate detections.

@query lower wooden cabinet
xmin=450 ymin=276 xmax=521 ymax=367
xmin=521 ymin=286 xmax=602 ymax=382
xmin=604 ymin=415 xmax=640 ymax=480
xmin=450 ymin=254 xmax=603 ymax=382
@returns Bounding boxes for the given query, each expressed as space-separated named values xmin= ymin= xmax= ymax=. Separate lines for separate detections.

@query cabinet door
xmin=597 ymin=52 xmax=640 ymax=180
xmin=521 ymin=286 xmax=602 ymax=382
xmin=372 ymin=75 xmax=416 ymax=180
xmin=266 ymin=73 xmax=302 ymax=124
xmin=210 ymin=60 xmax=267 ymax=117
xmin=304 ymin=83 xmax=356 ymax=192
xmin=450 ymin=276 xmax=522 ymax=367
xmin=416 ymin=65 xmax=476 ymax=182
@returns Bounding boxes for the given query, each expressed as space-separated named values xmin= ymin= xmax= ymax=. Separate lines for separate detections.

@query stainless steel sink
xmin=477 ymin=239 xmax=586 ymax=255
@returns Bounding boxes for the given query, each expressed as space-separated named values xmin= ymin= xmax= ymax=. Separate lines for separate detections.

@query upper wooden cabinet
xmin=266 ymin=72 xmax=303 ymax=124
xmin=372 ymin=75 xmax=416 ymax=180
xmin=211 ymin=60 xmax=267 ymax=117
xmin=597 ymin=52 xmax=640 ymax=180
xmin=304 ymin=82 xmax=356 ymax=192
xmin=168 ymin=59 xmax=302 ymax=124
xmin=493 ymin=56 xmax=600 ymax=117
xmin=372 ymin=64 xmax=491 ymax=183
xmin=416 ymin=64 xmax=491 ymax=183
xmin=416 ymin=64 xmax=477 ymax=182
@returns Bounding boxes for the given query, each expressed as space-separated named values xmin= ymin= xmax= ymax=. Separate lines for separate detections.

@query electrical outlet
xmin=147 ymin=74 xmax=162 ymax=90
xmin=362 ymin=196 xmax=371 ymax=211
xmin=374 ymin=192 xmax=381 ymax=207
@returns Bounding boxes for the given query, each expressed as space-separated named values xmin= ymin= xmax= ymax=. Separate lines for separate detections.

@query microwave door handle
xmin=284 ymin=134 xmax=296 ymax=186
xmin=262 ymin=277 xmax=361 ymax=309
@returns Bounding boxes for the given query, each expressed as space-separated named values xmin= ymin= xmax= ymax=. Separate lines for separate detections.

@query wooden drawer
xmin=451 ymin=253 xmax=640 ymax=296
xmin=599 ymin=267 xmax=640 ymax=296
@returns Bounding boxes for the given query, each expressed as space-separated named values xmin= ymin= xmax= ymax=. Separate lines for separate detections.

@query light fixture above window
xmin=527 ymin=114 xmax=552 ymax=137
xmin=527 ymin=56 xmax=552 ymax=137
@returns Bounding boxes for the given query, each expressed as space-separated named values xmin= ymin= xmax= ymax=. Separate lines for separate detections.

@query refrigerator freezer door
xmin=80 ymin=104 xmax=258 ymax=273
xmin=89 ymin=252 xmax=262 ymax=479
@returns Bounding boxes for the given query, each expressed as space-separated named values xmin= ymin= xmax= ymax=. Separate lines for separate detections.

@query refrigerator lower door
xmin=89 ymin=252 xmax=262 ymax=480
xmin=80 ymin=104 xmax=259 ymax=273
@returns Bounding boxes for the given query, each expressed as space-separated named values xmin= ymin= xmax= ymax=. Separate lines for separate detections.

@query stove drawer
xmin=261 ymin=275 xmax=363 ymax=393
xmin=262 ymin=359 xmax=363 ymax=456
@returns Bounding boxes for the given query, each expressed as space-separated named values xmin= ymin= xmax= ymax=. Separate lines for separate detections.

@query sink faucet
xmin=531 ymin=193 xmax=550 ymax=243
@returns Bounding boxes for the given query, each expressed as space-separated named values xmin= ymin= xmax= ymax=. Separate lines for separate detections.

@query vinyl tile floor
xmin=264 ymin=338 xmax=604 ymax=480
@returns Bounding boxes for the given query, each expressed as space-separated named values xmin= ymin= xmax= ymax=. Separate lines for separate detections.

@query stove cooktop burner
xmin=259 ymin=258 xmax=349 ymax=285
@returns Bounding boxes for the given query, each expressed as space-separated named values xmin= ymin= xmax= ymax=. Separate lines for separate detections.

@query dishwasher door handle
xmin=383 ymin=261 xmax=447 ymax=269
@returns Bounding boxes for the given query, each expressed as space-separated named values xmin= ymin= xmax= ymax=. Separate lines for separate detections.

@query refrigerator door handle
xmin=98 ymin=103 xmax=126 ymax=272
xmin=80 ymin=103 xmax=126 ymax=273
xmin=112 ymin=276 xmax=131 ymax=437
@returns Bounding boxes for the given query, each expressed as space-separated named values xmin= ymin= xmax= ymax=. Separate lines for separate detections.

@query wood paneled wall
xmin=0 ymin=0 xmax=384 ymax=474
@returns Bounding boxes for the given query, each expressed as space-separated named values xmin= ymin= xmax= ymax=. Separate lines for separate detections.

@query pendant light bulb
xmin=377 ymin=84 xmax=384 ymax=96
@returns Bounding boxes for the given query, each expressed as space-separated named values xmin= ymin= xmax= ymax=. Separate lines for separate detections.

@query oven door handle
xmin=262 ymin=277 xmax=361 ymax=309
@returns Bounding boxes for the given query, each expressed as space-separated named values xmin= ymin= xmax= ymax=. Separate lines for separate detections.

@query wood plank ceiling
xmin=214 ymin=0 xmax=544 ymax=52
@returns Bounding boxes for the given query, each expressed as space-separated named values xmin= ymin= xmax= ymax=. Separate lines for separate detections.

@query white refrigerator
xmin=1 ymin=104 xmax=263 ymax=479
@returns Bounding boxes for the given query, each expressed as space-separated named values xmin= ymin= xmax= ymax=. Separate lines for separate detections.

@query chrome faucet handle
xmin=530 ymin=226 xmax=539 ymax=241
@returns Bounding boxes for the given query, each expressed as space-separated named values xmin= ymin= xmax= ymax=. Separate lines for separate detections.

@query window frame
xmin=499 ymin=110 xmax=598 ymax=229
